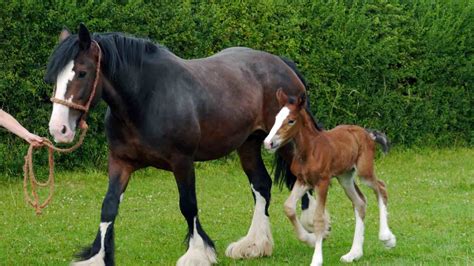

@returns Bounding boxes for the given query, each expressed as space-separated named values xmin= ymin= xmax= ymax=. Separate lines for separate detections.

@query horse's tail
xmin=274 ymin=57 xmax=316 ymax=189
xmin=366 ymin=129 xmax=390 ymax=154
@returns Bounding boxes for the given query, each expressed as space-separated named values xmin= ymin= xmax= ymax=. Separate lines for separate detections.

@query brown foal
xmin=264 ymin=89 xmax=396 ymax=265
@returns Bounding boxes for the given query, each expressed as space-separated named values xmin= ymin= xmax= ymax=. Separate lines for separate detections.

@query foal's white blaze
xmin=49 ymin=60 xmax=79 ymax=143
xmin=340 ymin=209 xmax=364 ymax=262
xmin=177 ymin=217 xmax=217 ymax=266
xmin=378 ymin=195 xmax=396 ymax=248
xmin=225 ymin=185 xmax=273 ymax=258
xmin=71 ymin=222 xmax=111 ymax=266
xmin=263 ymin=107 xmax=290 ymax=151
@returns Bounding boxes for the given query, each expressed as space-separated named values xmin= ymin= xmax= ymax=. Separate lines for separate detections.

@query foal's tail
xmin=366 ymin=129 xmax=390 ymax=154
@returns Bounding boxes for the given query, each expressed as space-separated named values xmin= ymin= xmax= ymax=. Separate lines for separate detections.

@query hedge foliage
xmin=0 ymin=1 xmax=472 ymax=173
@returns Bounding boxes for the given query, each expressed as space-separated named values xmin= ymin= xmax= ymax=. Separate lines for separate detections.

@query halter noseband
xmin=50 ymin=40 xmax=102 ymax=117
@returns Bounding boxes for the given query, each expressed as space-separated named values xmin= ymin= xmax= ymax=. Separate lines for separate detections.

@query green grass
xmin=0 ymin=148 xmax=472 ymax=265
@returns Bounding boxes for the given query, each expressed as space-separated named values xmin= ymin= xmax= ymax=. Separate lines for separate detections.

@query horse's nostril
xmin=61 ymin=125 xmax=67 ymax=134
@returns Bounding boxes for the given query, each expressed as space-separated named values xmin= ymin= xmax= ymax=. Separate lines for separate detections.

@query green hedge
xmin=0 ymin=1 xmax=472 ymax=174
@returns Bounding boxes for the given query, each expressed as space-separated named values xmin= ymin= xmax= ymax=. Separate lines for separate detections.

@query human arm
xmin=0 ymin=109 xmax=43 ymax=146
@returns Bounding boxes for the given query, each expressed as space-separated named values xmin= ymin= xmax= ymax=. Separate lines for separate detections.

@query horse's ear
xmin=276 ymin=88 xmax=288 ymax=106
xmin=297 ymin=92 xmax=306 ymax=108
xmin=78 ymin=23 xmax=91 ymax=50
xmin=59 ymin=27 xmax=71 ymax=43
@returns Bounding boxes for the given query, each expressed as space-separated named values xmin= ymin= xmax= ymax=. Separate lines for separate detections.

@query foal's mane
xmin=45 ymin=32 xmax=168 ymax=83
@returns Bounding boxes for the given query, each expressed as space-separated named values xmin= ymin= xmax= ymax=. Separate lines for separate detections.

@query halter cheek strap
xmin=50 ymin=40 xmax=102 ymax=121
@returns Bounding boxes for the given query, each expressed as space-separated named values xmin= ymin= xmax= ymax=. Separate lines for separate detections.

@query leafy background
xmin=0 ymin=1 xmax=472 ymax=174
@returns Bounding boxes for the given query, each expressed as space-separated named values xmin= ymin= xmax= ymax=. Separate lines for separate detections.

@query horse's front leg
xmin=72 ymin=155 xmax=133 ymax=266
xmin=173 ymin=156 xmax=217 ymax=266
xmin=284 ymin=179 xmax=316 ymax=246
xmin=311 ymin=178 xmax=330 ymax=266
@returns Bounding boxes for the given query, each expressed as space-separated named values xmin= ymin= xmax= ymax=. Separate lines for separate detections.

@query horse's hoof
xmin=70 ymin=257 xmax=105 ymax=266
xmin=225 ymin=233 xmax=273 ymax=259
xmin=380 ymin=232 xmax=396 ymax=249
xmin=340 ymin=250 xmax=363 ymax=263
xmin=176 ymin=246 xmax=217 ymax=266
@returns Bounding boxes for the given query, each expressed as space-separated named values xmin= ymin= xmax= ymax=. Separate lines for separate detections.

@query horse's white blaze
xmin=341 ymin=209 xmax=364 ymax=262
xmin=49 ymin=60 xmax=78 ymax=143
xmin=264 ymin=107 xmax=290 ymax=151
xmin=225 ymin=186 xmax=273 ymax=258
xmin=177 ymin=217 xmax=217 ymax=266
xmin=71 ymin=222 xmax=111 ymax=266
xmin=378 ymin=195 xmax=396 ymax=248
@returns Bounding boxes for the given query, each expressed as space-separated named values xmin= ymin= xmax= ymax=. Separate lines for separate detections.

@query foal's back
xmin=316 ymin=125 xmax=376 ymax=176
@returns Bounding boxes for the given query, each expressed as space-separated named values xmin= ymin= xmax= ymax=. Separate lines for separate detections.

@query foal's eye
xmin=288 ymin=120 xmax=295 ymax=126
xmin=78 ymin=71 xmax=87 ymax=78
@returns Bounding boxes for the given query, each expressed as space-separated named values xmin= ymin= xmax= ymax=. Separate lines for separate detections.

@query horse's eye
xmin=78 ymin=71 xmax=87 ymax=78
xmin=288 ymin=120 xmax=295 ymax=126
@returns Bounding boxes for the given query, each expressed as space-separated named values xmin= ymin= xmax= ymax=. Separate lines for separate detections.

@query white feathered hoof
xmin=225 ymin=233 xmax=273 ymax=259
xmin=70 ymin=256 xmax=105 ymax=266
xmin=176 ymin=246 xmax=217 ymax=266
xmin=340 ymin=250 xmax=363 ymax=263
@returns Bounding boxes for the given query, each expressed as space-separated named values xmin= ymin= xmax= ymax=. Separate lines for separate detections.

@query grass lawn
xmin=0 ymin=148 xmax=472 ymax=265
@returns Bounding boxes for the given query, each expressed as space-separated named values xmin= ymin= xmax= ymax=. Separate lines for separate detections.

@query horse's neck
xmin=293 ymin=111 xmax=322 ymax=161
xmin=101 ymin=76 xmax=135 ymax=122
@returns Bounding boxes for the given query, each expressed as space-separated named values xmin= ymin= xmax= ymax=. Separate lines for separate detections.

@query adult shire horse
xmin=45 ymin=24 xmax=308 ymax=265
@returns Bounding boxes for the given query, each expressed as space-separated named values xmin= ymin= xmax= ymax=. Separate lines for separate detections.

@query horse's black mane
xmin=44 ymin=32 xmax=168 ymax=83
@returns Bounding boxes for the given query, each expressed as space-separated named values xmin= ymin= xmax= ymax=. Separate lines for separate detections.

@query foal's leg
xmin=337 ymin=172 xmax=367 ymax=263
xmin=226 ymin=136 xmax=273 ymax=259
xmin=284 ymin=180 xmax=316 ymax=246
xmin=311 ymin=178 xmax=330 ymax=266
xmin=173 ymin=156 xmax=217 ymax=266
xmin=357 ymin=157 xmax=396 ymax=249
xmin=277 ymin=145 xmax=330 ymax=235
xmin=72 ymin=155 xmax=133 ymax=266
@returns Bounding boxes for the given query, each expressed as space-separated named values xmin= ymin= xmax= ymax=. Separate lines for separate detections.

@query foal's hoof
xmin=340 ymin=250 xmax=363 ymax=263
xmin=225 ymin=234 xmax=273 ymax=259
xmin=380 ymin=232 xmax=396 ymax=249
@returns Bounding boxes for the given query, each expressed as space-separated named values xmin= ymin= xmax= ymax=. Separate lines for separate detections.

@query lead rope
xmin=23 ymin=41 xmax=101 ymax=215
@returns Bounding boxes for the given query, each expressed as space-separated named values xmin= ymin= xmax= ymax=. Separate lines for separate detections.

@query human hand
xmin=25 ymin=132 xmax=44 ymax=147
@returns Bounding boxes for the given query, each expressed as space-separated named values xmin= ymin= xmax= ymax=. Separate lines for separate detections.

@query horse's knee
xmin=313 ymin=215 xmax=327 ymax=235
xmin=284 ymin=202 xmax=296 ymax=219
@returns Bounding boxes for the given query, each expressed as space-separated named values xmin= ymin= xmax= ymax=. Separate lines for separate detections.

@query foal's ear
xmin=59 ymin=27 xmax=71 ymax=43
xmin=297 ymin=92 xmax=306 ymax=108
xmin=276 ymin=88 xmax=289 ymax=106
xmin=78 ymin=23 xmax=92 ymax=50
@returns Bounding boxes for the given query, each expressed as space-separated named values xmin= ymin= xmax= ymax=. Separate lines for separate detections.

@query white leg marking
xmin=119 ymin=193 xmax=124 ymax=203
xmin=310 ymin=235 xmax=324 ymax=266
xmin=225 ymin=186 xmax=273 ymax=258
xmin=300 ymin=192 xmax=316 ymax=233
xmin=340 ymin=209 xmax=364 ymax=263
xmin=177 ymin=217 xmax=217 ymax=266
xmin=285 ymin=183 xmax=316 ymax=246
xmin=71 ymin=222 xmax=112 ymax=266
xmin=378 ymin=195 xmax=396 ymax=248
xmin=263 ymin=107 xmax=290 ymax=151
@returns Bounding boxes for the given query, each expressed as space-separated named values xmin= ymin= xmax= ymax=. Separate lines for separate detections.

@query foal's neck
xmin=293 ymin=110 xmax=322 ymax=159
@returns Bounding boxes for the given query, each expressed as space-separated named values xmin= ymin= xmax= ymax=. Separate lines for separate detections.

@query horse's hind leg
xmin=173 ymin=155 xmax=217 ymax=266
xmin=361 ymin=176 xmax=396 ymax=248
xmin=284 ymin=179 xmax=316 ymax=246
xmin=72 ymin=154 xmax=133 ymax=266
xmin=226 ymin=135 xmax=273 ymax=259
xmin=357 ymin=156 xmax=396 ymax=249
xmin=337 ymin=171 xmax=367 ymax=263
